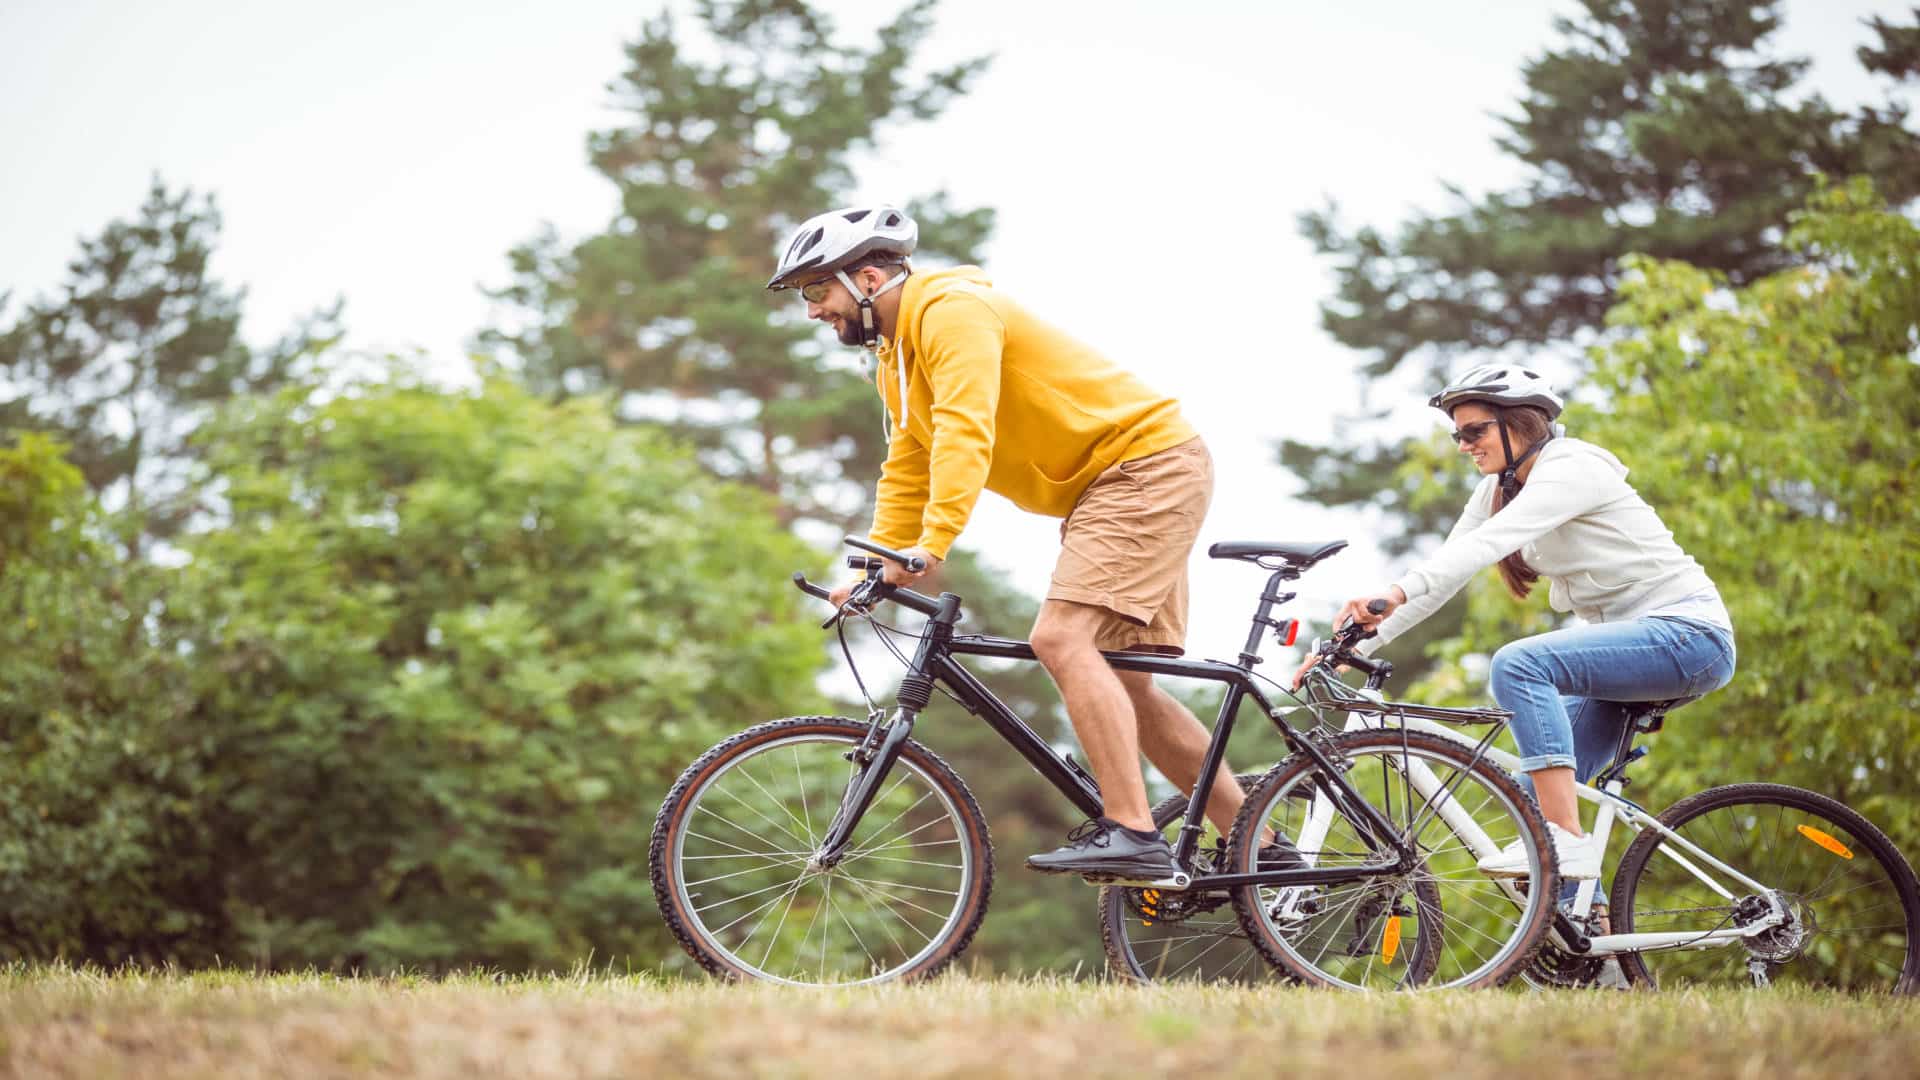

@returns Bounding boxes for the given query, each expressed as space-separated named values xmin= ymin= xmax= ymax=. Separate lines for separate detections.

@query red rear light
xmin=1281 ymin=620 xmax=1299 ymax=647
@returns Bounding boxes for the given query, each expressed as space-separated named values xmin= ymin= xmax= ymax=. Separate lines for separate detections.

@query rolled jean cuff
xmin=1519 ymin=752 xmax=1577 ymax=772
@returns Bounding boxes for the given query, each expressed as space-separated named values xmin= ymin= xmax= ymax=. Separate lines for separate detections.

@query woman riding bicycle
xmin=1302 ymin=365 xmax=1736 ymax=881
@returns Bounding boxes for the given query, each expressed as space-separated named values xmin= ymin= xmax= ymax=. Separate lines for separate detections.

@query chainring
xmin=1524 ymin=909 xmax=1611 ymax=988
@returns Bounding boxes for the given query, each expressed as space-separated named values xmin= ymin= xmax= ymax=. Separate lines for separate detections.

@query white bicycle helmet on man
xmin=767 ymin=206 xmax=918 ymax=349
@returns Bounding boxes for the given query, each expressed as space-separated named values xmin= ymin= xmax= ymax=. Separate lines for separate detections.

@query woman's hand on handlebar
xmin=1335 ymin=586 xmax=1406 ymax=631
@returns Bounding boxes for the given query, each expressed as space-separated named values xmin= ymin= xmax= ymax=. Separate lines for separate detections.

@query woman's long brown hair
xmin=1475 ymin=404 xmax=1554 ymax=600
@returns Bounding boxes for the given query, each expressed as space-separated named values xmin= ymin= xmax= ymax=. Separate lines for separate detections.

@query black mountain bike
xmin=649 ymin=537 xmax=1560 ymax=988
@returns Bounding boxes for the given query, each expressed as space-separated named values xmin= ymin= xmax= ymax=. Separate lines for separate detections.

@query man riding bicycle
xmin=767 ymin=204 xmax=1242 ymax=881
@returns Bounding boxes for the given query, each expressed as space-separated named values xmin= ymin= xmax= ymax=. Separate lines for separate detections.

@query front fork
xmin=812 ymin=703 xmax=920 ymax=869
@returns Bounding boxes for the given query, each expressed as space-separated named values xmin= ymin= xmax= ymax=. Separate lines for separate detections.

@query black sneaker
xmin=1257 ymin=839 xmax=1307 ymax=873
xmin=1026 ymin=818 xmax=1180 ymax=879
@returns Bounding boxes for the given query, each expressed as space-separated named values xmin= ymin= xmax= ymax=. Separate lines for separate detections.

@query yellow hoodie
xmin=869 ymin=267 xmax=1196 ymax=559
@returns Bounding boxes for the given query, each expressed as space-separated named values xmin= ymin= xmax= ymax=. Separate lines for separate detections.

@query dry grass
xmin=3 ymin=964 xmax=1916 ymax=1079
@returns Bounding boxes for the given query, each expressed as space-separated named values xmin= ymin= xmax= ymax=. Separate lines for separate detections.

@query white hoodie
xmin=1361 ymin=437 xmax=1731 ymax=655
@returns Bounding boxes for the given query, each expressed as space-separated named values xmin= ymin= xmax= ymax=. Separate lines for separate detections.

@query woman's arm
xmin=1357 ymin=453 xmax=1610 ymax=654
xmin=1353 ymin=480 xmax=1492 ymax=655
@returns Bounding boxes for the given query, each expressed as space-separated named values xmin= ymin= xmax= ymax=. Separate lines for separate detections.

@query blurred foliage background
xmin=3 ymin=0 xmax=1916 ymax=972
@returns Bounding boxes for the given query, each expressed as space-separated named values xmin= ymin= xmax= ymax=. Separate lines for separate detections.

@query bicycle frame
xmin=1333 ymin=706 xmax=1791 ymax=957
xmin=807 ymin=575 xmax=1427 ymax=893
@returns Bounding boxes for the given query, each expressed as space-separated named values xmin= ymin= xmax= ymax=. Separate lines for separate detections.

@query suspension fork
xmin=813 ymin=591 xmax=961 ymax=868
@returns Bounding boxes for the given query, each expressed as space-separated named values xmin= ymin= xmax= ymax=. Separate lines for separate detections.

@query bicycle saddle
xmin=1625 ymin=698 xmax=1685 ymax=734
xmin=1207 ymin=539 xmax=1348 ymax=569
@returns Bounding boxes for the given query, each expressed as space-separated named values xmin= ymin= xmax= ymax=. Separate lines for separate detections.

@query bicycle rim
xmin=1612 ymin=783 xmax=1920 ymax=993
xmin=657 ymin=721 xmax=987 ymax=984
xmin=1230 ymin=730 xmax=1556 ymax=990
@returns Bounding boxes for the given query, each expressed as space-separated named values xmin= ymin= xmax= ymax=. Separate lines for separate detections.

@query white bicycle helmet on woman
xmin=767 ymin=206 xmax=918 ymax=348
xmin=1430 ymin=364 xmax=1566 ymax=500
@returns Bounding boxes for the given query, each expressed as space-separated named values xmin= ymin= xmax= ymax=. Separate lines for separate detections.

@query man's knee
xmin=1030 ymin=604 xmax=1102 ymax=669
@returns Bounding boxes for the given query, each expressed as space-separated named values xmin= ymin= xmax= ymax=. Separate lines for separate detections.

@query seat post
xmin=1238 ymin=567 xmax=1297 ymax=668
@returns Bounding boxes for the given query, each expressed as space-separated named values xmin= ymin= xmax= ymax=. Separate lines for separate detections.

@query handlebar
xmin=844 ymin=535 xmax=927 ymax=574
xmin=791 ymin=537 xmax=941 ymax=627
xmin=1304 ymin=597 xmax=1394 ymax=691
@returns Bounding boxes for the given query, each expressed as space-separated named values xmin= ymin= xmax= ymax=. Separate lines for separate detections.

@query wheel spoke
xmin=661 ymin=726 xmax=983 ymax=986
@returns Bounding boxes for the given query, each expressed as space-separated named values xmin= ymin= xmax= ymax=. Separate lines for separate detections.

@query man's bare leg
xmin=1029 ymin=599 xmax=1153 ymax=832
xmin=1116 ymin=670 xmax=1250 ymax=836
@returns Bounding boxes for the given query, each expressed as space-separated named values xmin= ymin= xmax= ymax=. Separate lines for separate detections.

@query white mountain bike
xmin=1294 ymin=654 xmax=1920 ymax=993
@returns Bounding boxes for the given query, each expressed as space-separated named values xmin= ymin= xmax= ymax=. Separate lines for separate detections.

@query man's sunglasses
xmin=1450 ymin=419 xmax=1499 ymax=445
xmin=798 ymin=278 xmax=838 ymax=303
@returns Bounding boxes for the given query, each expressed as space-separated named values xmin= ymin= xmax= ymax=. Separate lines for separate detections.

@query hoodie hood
xmin=1540 ymin=436 xmax=1628 ymax=480
xmin=892 ymin=265 xmax=995 ymax=353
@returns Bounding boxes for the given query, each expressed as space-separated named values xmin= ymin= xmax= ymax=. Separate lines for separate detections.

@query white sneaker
xmin=1478 ymin=823 xmax=1602 ymax=880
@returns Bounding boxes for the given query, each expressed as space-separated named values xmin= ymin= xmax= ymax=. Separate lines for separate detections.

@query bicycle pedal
xmin=1082 ymin=872 xmax=1191 ymax=891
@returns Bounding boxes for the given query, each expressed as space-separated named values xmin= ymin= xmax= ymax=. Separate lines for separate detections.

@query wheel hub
xmin=1745 ymin=893 xmax=1815 ymax=963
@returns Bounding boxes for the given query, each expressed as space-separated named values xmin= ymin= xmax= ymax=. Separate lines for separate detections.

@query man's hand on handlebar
xmin=879 ymin=546 xmax=940 ymax=587
xmin=826 ymin=543 xmax=939 ymax=607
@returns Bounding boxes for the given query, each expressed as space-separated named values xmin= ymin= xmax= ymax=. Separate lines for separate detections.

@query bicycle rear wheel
xmin=650 ymin=716 xmax=994 ymax=984
xmin=1228 ymin=729 xmax=1557 ymax=990
xmin=1098 ymin=773 xmax=1283 ymax=984
xmin=1611 ymin=782 xmax=1920 ymax=993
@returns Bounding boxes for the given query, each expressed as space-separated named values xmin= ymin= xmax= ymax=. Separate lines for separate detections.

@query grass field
xmin=4 ymin=965 xmax=1916 ymax=1079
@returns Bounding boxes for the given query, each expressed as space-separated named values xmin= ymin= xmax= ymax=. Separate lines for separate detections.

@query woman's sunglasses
xmin=1450 ymin=419 xmax=1499 ymax=445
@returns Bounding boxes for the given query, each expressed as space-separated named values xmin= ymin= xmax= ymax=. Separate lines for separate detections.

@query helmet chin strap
xmin=1494 ymin=415 xmax=1555 ymax=501
xmin=835 ymin=265 xmax=909 ymax=351
xmin=836 ymin=264 xmax=912 ymax=441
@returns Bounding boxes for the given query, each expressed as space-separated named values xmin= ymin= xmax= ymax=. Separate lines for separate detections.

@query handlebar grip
xmin=1367 ymin=598 xmax=1389 ymax=615
xmin=844 ymin=535 xmax=927 ymax=573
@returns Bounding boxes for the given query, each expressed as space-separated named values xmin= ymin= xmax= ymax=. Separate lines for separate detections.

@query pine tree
xmin=1301 ymin=0 xmax=1920 ymax=380
xmin=479 ymin=0 xmax=992 ymax=532
xmin=0 ymin=177 xmax=339 ymax=551
xmin=1282 ymin=1 xmax=1920 ymax=681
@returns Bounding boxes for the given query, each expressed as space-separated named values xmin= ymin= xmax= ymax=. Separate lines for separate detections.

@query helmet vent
xmin=843 ymin=209 xmax=871 ymax=223
xmin=789 ymin=228 xmax=824 ymax=259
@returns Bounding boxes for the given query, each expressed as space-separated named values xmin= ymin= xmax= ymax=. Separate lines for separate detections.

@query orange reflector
xmin=1797 ymin=824 xmax=1854 ymax=859
xmin=1281 ymin=620 xmax=1300 ymax=647
xmin=1381 ymin=916 xmax=1402 ymax=963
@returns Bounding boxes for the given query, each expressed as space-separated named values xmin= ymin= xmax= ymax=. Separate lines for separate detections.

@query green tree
xmin=0 ymin=435 xmax=210 ymax=964
xmin=2 ymin=373 xmax=829 ymax=971
xmin=479 ymin=0 xmax=992 ymax=531
xmin=481 ymin=2 xmax=1126 ymax=971
xmin=1290 ymin=0 xmax=1920 ymax=677
xmin=1304 ymin=0 xmax=1920 ymax=378
xmin=1417 ymin=180 xmax=1920 ymax=839
xmin=0 ymin=177 xmax=340 ymax=553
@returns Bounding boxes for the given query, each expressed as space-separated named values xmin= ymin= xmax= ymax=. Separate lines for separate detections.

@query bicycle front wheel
xmin=1612 ymin=782 xmax=1920 ymax=993
xmin=1098 ymin=773 xmax=1284 ymax=984
xmin=650 ymin=716 xmax=994 ymax=985
xmin=1228 ymin=729 xmax=1558 ymax=990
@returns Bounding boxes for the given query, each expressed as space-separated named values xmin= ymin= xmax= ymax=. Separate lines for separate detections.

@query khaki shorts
xmin=1047 ymin=436 xmax=1213 ymax=654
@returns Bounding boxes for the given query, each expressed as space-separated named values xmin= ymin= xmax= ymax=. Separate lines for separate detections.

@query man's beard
xmin=835 ymin=316 xmax=866 ymax=347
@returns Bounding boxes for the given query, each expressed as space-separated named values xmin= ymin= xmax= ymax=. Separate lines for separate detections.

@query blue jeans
xmin=1490 ymin=617 xmax=1736 ymax=908
xmin=1488 ymin=616 xmax=1737 ymax=779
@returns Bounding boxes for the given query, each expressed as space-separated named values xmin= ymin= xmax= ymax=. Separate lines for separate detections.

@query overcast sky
xmin=4 ymin=0 xmax=1912 ymax=662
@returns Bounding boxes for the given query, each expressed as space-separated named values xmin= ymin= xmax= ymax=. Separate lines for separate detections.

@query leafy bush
xmin=2 ymin=376 xmax=829 ymax=971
